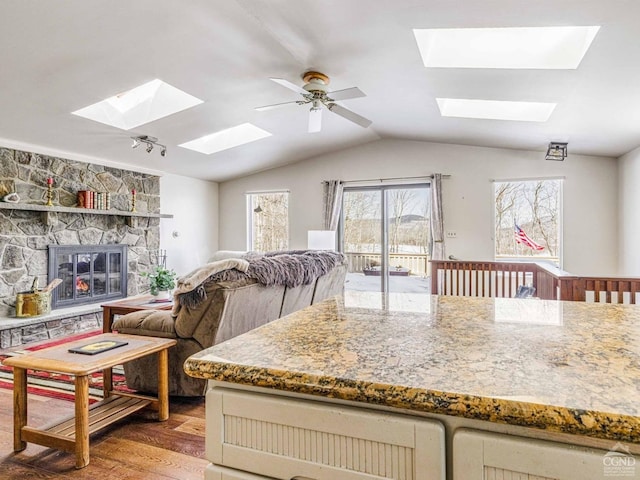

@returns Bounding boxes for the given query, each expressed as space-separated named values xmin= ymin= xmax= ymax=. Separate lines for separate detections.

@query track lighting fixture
xmin=130 ymin=135 xmax=167 ymax=157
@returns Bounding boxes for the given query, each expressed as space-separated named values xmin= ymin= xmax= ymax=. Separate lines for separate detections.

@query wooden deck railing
xmin=430 ymin=260 xmax=640 ymax=304
xmin=345 ymin=252 xmax=429 ymax=276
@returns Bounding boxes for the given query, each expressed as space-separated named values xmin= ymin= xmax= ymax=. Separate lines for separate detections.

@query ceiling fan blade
xmin=328 ymin=87 xmax=366 ymax=101
xmin=270 ymin=77 xmax=308 ymax=95
xmin=308 ymin=108 xmax=322 ymax=133
xmin=327 ymin=103 xmax=372 ymax=128
xmin=255 ymin=100 xmax=300 ymax=111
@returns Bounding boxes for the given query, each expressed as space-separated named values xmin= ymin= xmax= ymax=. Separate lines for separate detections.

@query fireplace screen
xmin=48 ymin=245 xmax=128 ymax=309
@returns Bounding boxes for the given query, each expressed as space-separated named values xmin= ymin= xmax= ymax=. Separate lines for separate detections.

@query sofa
xmin=112 ymin=250 xmax=347 ymax=396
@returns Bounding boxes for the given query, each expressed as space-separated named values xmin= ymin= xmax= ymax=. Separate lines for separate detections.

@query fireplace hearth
xmin=48 ymin=245 xmax=128 ymax=309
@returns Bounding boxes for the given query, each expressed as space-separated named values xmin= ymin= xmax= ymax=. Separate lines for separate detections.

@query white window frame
xmin=492 ymin=177 xmax=563 ymax=268
xmin=246 ymin=190 xmax=290 ymax=252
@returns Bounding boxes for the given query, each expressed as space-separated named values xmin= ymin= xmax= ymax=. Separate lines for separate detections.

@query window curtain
xmin=323 ymin=180 xmax=344 ymax=231
xmin=430 ymin=173 xmax=445 ymax=260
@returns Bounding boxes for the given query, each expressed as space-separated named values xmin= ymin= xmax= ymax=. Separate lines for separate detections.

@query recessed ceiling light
xmin=436 ymin=98 xmax=557 ymax=122
xmin=414 ymin=26 xmax=600 ymax=69
xmin=71 ymin=79 xmax=203 ymax=130
xmin=179 ymin=123 xmax=272 ymax=155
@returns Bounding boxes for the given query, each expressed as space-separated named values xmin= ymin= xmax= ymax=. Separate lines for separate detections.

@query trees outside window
xmin=342 ymin=188 xmax=430 ymax=255
xmin=342 ymin=191 xmax=381 ymax=253
xmin=494 ymin=179 xmax=562 ymax=263
xmin=247 ymin=192 xmax=289 ymax=252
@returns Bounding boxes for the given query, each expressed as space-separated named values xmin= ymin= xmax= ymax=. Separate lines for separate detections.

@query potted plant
xmin=142 ymin=265 xmax=177 ymax=300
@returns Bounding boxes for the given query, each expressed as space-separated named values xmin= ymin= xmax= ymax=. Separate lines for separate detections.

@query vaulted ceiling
xmin=1 ymin=1 xmax=638 ymax=181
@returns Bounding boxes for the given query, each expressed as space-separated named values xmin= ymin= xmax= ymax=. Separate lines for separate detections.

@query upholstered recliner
xmin=112 ymin=251 xmax=347 ymax=396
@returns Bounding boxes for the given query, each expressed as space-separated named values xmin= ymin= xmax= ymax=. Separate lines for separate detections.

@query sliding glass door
xmin=340 ymin=184 xmax=430 ymax=293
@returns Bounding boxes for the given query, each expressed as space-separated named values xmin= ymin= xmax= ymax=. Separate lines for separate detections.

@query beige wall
xmin=159 ymin=174 xmax=218 ymax=275
xmin=618 ymin=145 xmax=640 ymax=275
xmin=219 ymin=139 xmax=618 ymax=276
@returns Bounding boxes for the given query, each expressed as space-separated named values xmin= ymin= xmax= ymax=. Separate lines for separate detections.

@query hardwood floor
xmin=0 ymin=388 xmax=208 ymax=479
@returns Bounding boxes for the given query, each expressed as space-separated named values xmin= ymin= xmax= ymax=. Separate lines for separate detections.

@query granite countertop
xmin=184 ymin=292 xmax=640 ymax=443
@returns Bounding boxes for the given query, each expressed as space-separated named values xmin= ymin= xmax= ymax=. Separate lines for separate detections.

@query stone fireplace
xmin=48 ymin=244 xmax=128 ymax=309
xmin=0 ymin=146 xmax=163 ymax=347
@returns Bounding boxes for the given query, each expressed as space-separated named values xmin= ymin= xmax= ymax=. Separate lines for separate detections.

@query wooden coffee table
xmin=2 ymin=333 xmax=177 ymax=469
xmin=101 ymin=295 xmax=173 ymax=333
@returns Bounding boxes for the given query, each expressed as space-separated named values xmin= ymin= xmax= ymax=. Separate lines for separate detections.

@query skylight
xmin=436 ymin=98 xmax=556 ymax=122
xmin=179 ymin=123 xmax=272 ymax=155
xmin=72 ymin=79 xmax=203 ymax=130
xmin=414 ymin=26 xmax=600 ymax=69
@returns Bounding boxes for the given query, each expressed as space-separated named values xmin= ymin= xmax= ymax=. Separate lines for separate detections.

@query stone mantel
xmin=0 ymin=202 xmax=173 ymax=227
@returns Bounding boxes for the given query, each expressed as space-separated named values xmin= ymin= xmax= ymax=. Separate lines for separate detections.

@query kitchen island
xmin=185 ymin=292 xmax=640 ymax=479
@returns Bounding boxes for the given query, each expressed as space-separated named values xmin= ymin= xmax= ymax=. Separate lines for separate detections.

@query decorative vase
xmin=153 ymin=290 xmax=172 ymax=302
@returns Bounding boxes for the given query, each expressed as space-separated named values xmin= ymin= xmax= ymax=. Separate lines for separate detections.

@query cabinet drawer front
xmin=206 ymin=464 xmax=276 ymax=479
xmin=207 ymin=388 xmax=445 ymax=480
xmin=453 ymin=429 xmax=629 ymax=480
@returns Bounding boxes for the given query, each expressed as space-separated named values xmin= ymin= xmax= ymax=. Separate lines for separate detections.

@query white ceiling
xmin=1 ymin=1 xmax=639 ymax=182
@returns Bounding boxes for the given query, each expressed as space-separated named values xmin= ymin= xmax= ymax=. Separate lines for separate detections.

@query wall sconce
xmin=131 ymin=135 xmax=167 ymax=157
xmin=545 ymin=142 xmax=568 ymax=161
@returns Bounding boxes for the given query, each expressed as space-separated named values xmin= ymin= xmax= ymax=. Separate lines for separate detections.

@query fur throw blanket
xmin=175 ymin=250 xmax=345 ymax=309
xmin=174 ymin=258 xmax=250 ymax=296
xmin=171 ymin=258 xmax=249 ymax=314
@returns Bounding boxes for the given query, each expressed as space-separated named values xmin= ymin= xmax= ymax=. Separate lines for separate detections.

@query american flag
xmin=514 ymin=223 xmax=544 ymax=251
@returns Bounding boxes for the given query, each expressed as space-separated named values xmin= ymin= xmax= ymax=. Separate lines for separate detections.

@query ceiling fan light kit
xmin=256 ymin=71 xmax=372 ymax=133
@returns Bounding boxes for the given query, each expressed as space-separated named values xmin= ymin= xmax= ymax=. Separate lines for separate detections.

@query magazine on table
xmin=68 ymin=340 xmax=129 ymax=355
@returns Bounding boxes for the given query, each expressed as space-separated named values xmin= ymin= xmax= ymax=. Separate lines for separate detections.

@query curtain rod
xmin=245 ymin=189 xmax=290 ymax=195
xmin=490 ymin=176 xmax=565 ymax=183
xmin=323 ymin=174 xmax=451 ymax=185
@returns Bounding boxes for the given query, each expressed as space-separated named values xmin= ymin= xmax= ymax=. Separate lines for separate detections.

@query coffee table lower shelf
xmin=21 ymin=394 xmax=153 ymax=452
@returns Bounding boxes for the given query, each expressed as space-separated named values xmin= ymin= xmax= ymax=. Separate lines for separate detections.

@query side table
xmin=101 ymin=295 xmax=173 ymax=333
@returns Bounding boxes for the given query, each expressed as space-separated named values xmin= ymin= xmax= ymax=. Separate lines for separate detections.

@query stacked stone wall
xmin=0 ymin=147 xmax=161 ymax=316
xmin=0 ymin=311 xmax=102 ymax=348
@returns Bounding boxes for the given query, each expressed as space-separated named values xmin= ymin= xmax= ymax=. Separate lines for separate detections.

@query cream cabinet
xmin=206 ymin=464 xmax=273 ymax=479
xmin=206 ymin=387 xmax=446 ymax=480
xmin=453 ymin=429 xmax=628 ymax=480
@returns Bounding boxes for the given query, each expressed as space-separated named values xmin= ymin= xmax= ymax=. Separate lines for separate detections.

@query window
xmin=247 ymin=191 xmax=289 ymax=252
xmin=494 ymin=179 xmax=562 ymax=264
xmin=341 ymin=185 xmax=430 ymax=293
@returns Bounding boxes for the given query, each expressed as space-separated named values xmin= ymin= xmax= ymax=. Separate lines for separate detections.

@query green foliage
xmin=142 ymin=265 xmax=177 ymax=295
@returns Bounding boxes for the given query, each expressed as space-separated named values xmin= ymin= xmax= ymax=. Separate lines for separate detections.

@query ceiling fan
xmin=255 ymin=71 xmax=372 ymax=133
